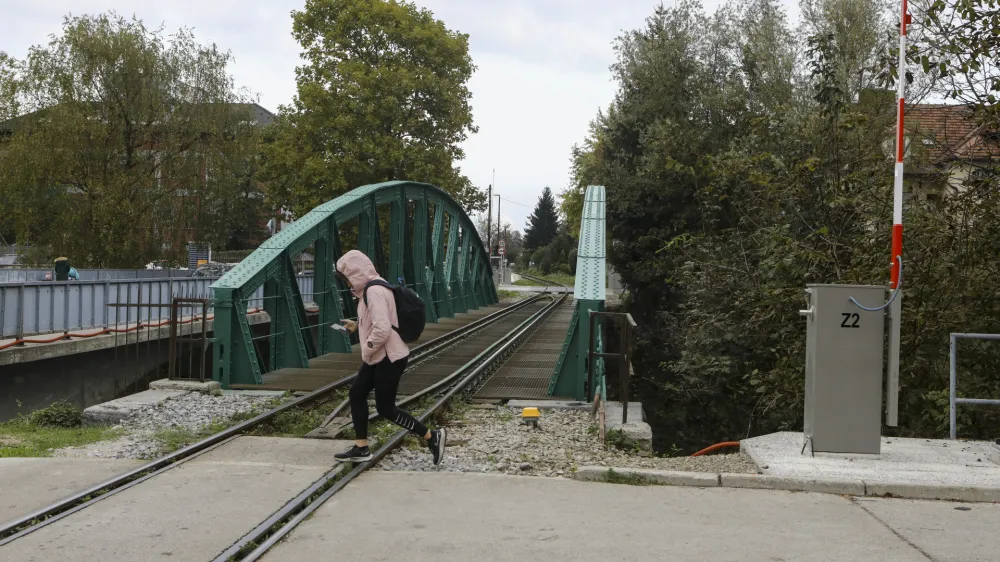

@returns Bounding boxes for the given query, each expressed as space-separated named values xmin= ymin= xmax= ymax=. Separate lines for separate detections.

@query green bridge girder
xmin=549 ymin=185 xmax=606 ymax=401
xmin=210 ymin=181 xmax=498 ymax=387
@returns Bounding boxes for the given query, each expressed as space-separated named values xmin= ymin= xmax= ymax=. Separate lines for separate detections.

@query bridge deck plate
xmin=474 ymin=303 xmax=575 ymax=400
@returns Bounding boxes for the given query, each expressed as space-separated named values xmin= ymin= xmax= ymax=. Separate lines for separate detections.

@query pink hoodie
xmin=336 ymin=250 xmax=409 ymax=365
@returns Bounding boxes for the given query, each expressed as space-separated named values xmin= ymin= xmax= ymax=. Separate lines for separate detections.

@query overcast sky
xmin=2 ymin=0 xmax=801 ymax=231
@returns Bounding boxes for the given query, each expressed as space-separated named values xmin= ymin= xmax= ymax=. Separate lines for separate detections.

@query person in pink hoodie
xmin=332 ymin=249 xmax=446 ymax=465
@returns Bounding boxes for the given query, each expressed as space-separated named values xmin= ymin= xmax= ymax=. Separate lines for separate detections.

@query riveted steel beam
xmin=211 ymin=181 xmax=495 ymax=387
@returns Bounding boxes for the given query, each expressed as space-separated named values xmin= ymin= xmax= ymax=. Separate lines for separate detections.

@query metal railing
xmin=587 ymin=311 xmax=637 ymax=425
xmin=169 ymin=298 xmax=212 ymax=382
xmin=949 ymin=332 xmax=1000 ymax=439
xmin=0 ymin=274 xmax=317 ymax=341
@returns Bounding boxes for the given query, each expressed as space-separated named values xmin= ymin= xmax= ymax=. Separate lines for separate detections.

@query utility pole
xmin=504 ymin=225 xmax=509 ymax=270
xmin=496 ymin=195 xmax=501 ymax=258
xmin=486 ymin=181 xmax=492 ymax=255
xmin=886 ymin=0 xmax=911 ymax=427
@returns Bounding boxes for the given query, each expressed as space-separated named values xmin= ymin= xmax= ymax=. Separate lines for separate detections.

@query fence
xmin=588 ymin=311 xmax=637 ymax=425
xmin=949 ymin=332 xmax=1000 ymax=439
xmin=0 ymin=273 xmax=318 ymax=340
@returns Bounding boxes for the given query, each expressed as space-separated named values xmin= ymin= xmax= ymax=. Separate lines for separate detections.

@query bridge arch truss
xmin=211 ymin=181 xmax=498 ymax=387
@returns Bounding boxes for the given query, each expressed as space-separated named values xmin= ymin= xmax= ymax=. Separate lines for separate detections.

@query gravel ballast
xmin=55 ymin=392 xmax=277 ymax=460
xmin=375 ymin=405 xmax=758 ymax=477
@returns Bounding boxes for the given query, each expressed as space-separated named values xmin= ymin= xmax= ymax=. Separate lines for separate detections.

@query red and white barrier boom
xmin=887 ymin=0 xmax=911 ymax=427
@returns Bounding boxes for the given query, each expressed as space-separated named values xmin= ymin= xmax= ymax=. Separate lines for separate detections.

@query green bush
xmin=560 ymin=0 xmax=1000 ymax=452
xmin=28 ymin=401 xmax=82 ymax=428
xmin=539 ymin=255 xmax=553 ymax=275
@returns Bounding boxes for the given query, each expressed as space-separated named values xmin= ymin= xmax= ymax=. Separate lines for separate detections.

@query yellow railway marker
xmin=521 ymin=407 xmax=540 ymax=428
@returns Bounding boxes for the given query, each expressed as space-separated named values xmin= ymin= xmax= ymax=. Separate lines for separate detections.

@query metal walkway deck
xmin=473 ymin=301 xmax=575 ymax=400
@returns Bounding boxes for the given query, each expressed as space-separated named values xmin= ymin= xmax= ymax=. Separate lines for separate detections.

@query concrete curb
xmin=720 ymin=473 xmax=865 ymax=496
xmin=865 ymin=482 xmax=1000 ymax=503
xmin=574 ymin=466 xmax=1000 ymax=503
xmin=575 ymin=467 xmax=718 ymax=487
xmin=149 ymin=378 xmax=222 ymax=395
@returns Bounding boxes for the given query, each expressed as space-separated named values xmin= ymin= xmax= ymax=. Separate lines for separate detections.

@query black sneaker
xmin=334 ymin=444 xmax=373 ymax=463
xmin=428 ymin=429 xmax=446 ymax=466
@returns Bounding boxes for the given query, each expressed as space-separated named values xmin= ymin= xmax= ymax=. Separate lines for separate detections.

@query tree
xmin=800 ymin=0 xmax=891 ymax=100
xmin=505 ymin=230 xmax=524 ymax=264
xmin=566 ymin=0 xmax=897 ymax=451
xmin=523 ymin=187 xmax=560 ymax=250
xmin=916 ymin=0 xmax=1000 ymax=129
xmin=0 ymin=13 xmax=264 ymax=267
xmin=262 ymin=0 xmax=485 ymax=219
xmin=0 ymin=53 xmax=19 ymax=122
xmin=565 ymin=0 xmax=1000 ymax=453
xmin=473 ymin=214 xmax=516 ymax=256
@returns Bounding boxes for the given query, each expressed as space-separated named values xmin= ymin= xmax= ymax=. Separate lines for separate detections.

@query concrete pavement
xmin=262 ymin=471 xmax=999 ymax=561
xmin=854 ymin=496 xmax=997 ymax=561
xmin=1 ymin=437 xmax=351 ymax=561
xmin=0 ymin=457 xmax=142 ymax=525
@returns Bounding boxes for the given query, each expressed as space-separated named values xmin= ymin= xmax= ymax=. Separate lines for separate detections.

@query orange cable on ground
xmin=0 ymin=341 xmax=18 ymax=351
xmin=66 ymin=329 xmax=111 ymax=338
xmin=690 ymin=441 xmax=741 ymax=457
xmin=20 ymin=333 xmax=70 ymax=344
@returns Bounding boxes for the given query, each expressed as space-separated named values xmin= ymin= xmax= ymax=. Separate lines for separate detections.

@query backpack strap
xmin=362 ymin=279 xmax=401 ymax=334
xmin=362 ymin=279 xmax=393 ymax=307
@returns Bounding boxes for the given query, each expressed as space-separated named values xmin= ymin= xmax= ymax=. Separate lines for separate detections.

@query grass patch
xmin=602 ymin=468 xmax=656 ymax=486
xmin=152 ymin=395 xmax=291 ymax=455
xmin=435 ymin=398 xmax=471 ymax=422
xmin=497 ymin=289 xmax=521 ymax=300
xmin=515 ymin=270 xmax=576 ymax=287
xmin=497 ymin=408 xmax=514 ymax=423
xmin=0 ymin=402 xmax=121 ymax=458
xmin=242 ymin=390 xmax=349 ymax=438
xmin=153 ymin=420 xmax=231 ymax=454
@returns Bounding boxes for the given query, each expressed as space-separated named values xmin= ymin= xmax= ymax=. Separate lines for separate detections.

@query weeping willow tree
xmin=0 ymin=13 xmax=266 ymax=267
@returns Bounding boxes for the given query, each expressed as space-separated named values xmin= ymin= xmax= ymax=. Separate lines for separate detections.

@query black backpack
xmin=362 ymin=279 xmax=426 ymax=343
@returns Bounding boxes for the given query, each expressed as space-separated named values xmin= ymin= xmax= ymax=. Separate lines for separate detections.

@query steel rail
xmin=0 ymin=295 xmax=545 ymax=543
xmin=214 ymin=291 xmax=566 ymax=562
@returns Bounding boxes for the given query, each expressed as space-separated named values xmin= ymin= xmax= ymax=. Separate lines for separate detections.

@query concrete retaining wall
xmin=0 ymin=310 xmax=313 ymax=421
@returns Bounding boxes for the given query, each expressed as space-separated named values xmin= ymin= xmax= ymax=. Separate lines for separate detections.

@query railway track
xmin=0 ymin=290 xmax=555 ymax=547
xmin=0 ymin=275 xmax=567 ymax=561
xmin=215 ymin=287 xmax=567 ymax=561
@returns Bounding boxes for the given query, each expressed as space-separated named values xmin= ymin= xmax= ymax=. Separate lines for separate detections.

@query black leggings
xmin=349 ymin=355 xmax=427 ymax=440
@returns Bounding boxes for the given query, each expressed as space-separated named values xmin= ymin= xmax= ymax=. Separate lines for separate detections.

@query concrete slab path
xmin=744 ymin=431 xmax=1000 ymax=487
xmin=0 ymin=457 xmax=142 ymax=525
xmin=1 ymin=436 xmax=351 ymax=561
xmin=262 ymin=471 xmax=999 ymax=561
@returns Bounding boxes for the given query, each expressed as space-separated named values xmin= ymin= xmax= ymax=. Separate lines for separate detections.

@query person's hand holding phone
xmin=332 ymin=319 xmax=358 ymax=334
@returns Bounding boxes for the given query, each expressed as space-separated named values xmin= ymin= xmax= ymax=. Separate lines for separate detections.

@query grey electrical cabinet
xmin=801 ymin=284 xmax=886 ymax=455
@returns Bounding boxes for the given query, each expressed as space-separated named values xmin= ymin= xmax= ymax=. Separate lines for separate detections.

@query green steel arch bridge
xmin=211 ymin=181 xmax=610 ymax=402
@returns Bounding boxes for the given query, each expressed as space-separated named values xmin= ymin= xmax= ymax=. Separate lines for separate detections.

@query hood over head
xmin=336 ymin=249 xmax=380 ymax=298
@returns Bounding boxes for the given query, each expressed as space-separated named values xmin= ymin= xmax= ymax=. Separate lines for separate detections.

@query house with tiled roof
xmin=890 ymin=104 xmax=1000 ymax=203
